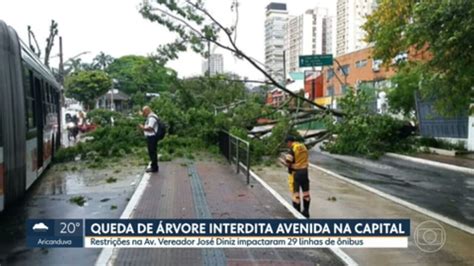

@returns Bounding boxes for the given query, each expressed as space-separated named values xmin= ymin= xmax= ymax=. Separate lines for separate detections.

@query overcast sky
xmin=0 ymin=0 xmax=335 ymax=80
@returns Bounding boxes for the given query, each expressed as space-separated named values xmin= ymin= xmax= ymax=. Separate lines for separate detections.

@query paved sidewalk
xmin=255 ymin=165 xmax=474 ymax=266
xmin=105 ymin=158 xmax=343 ymax=266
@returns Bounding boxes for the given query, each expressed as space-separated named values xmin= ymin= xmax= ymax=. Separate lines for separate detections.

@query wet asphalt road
xmin=310 ymin=150 xmax=474 ymax=227
xmin=0 ymin=161 xmax=143 ymax=266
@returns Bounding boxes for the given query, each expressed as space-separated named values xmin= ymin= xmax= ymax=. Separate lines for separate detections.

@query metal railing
xmin=218 ymin=131 xmax=251 ymax=184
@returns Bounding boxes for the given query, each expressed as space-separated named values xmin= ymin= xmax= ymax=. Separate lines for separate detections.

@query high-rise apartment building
xmin=336 ymin=0 xmax=377 ymax=56
xmin=323 ymin=16 xmax=336 ymax=55
xmin=284 ymin=7 xmax=329 ymax=74
xmin=265 ymin=2 xmax=288 ymax=83
xmin=202 ymin=54 xmax=224 ymax=76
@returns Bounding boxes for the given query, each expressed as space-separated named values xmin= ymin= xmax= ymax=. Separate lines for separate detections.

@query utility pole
xmin=111 ymin=89 xmax=114 ymax=111
xmin=207 ymin=41 xmax=211 ymax=77
xmin=58 ymin=36 xmax=64 ymax=149
xmin=59 ymin=37 xmax=64 ymax=85
xmin=311 ymin=52 xmax=316 ymax=101
xmin=111 ymin=79 xmax=118 ymax=111
xmin=283 ymin=50 xmax=286 ymax=84
xmin=311 ymin=70 xmax=316 ymax=101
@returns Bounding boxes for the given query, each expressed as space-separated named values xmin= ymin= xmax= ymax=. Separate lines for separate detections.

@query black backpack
xmin=149 ymin=114 xmax=167 ymax=141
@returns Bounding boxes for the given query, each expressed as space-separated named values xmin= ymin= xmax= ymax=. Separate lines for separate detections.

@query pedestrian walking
xmin=139 ymin=106 xmax=160 ymax=173
xmin=280 ymin=135 xmax=311 ymax=218
xmin=78 ymin=111 xmax=86 ymax=133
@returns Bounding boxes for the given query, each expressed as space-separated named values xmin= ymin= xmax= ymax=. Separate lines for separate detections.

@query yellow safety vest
xmin=290 ymin=142 xmax=308 ymax=170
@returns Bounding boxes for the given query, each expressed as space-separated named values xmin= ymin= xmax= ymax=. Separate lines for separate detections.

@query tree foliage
xmin=364 ymin=0 xmax=474 ymax=115
xmin=149 ymin=74 xmax=256 ymax=138
xmin=54 ymin=113 xmax=145 ymax=163
xmin=323 ymin=90 xmax=414 ymax=159
xmin=177 ymin=75 xmax=246 ymax=108
xmin=386 ymin=62 xmax=423 ymax=117
xmin=106 ymin=55 xmax=177 ymax=95
xmin=64 ymin=58 xmax=84 ymax=74
xmin=93 ymin=52 xmax=115 ymax=70
xmin=64 ymin=70 xmax=112 ymax=110
xmin=58 ymin=72 xmax=305 ymax=164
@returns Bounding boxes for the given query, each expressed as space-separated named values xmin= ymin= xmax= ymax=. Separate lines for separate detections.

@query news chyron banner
xmin=27 ymin=219 xmax=410 ymax=248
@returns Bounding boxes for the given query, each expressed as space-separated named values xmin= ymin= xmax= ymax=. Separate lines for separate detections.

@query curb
xmin=247 ymin=167 xmax=358 ymax=266
xmin=95 ymin=171 xmax=152 ymax=266
xmin=309 ymin=163 xmax=474 ymax=236
xmin=386 ymin=153 xmax=474 ymax=175
xmin=94 ymin=163 xmax=357 ymax=266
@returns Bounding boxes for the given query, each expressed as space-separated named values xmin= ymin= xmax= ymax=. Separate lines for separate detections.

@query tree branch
xmin=147 ymin=6 xmax=205 ymax=39
xmin=145 ymin=4 xmax=239 ymax=57
xmin=186 ymin=0 xmax=344 ymax=117
xmin=232 ymin=0 xmax=239 ymax=44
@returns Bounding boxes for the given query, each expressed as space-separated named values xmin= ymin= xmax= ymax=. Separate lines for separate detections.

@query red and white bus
xmin=0 ymin=20 xmax=61 ymax=212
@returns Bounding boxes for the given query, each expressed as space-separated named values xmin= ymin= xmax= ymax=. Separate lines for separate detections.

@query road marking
xmin=248 ymin=167 xmax=358 ymax=266
xmin=310 ymin=163 xmax=474 ymax=236
xmin=386 ymin=153 xmax=474 ymax=175
xmin=95 ymin=171 xmax=151 ymax=266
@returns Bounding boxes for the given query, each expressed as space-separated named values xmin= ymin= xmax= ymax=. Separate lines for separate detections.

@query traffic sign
xmin=299 ymin=54 xmax=333 ymax=67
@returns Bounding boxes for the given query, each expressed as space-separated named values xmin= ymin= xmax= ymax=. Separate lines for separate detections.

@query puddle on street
xmin=36 ymin=162 xmax=143 ymax=195
xmin=0 ymin=157 xmax=144 ymax=265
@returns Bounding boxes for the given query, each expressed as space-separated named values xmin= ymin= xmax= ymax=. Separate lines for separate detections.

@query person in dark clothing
xmin=67 ymin=115 xmax=79 ymax=142
xmin=139 ymin=106 xmax=160 ymax=173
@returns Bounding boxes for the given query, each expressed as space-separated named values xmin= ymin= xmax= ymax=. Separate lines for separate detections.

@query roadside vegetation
xmin=58 ymin=73 xmax=294 ymax=165
xmin=58 ymin=1 xmax=474 ymax=164
xmin=322 ymin=90 xmax=416 ymax=159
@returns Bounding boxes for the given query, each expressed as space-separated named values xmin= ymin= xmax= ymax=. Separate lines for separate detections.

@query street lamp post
xmin=111 ymin=79 xmax=118 ymax=111
xmin=54 ymin=50 xmax=91 ymax=84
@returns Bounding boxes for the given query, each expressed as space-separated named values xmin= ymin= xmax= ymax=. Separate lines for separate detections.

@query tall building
xmin=202 ymin=54 xmax=224 ymax=76
xmin=336 ymin=0 xmax=377 ymax=56
xmin=265 ymin=2 xmax=288 ymax=83
xmin=284 ymin=7 xmax=329 ymax=75
xmin=323 ymin=16 xmax=336 ymax=55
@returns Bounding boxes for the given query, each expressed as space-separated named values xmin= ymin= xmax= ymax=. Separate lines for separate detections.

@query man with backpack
xmin=139 ymin=106 xmax=165 ymax=173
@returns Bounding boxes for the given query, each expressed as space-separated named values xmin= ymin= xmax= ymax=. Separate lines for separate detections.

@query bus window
xmin=38 ymin=79 xmax=46 ymax=124
xmin=47 ymin=85 xmax=52 ymax=113
xmin=47 ymin=85 xmax=52 ymax=104
xmin=23 ymin=67 xmax=35 ymax=129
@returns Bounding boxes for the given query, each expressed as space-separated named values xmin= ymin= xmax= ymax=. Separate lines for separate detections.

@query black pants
xmin=291 ymin=169 xmax=310 ymax=193
xmin=147 ymin=135 xmax=159 ymax=170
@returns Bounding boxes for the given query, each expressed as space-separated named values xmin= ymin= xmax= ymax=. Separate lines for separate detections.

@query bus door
xmin=34 ymin=77 xmax=44 ymax=169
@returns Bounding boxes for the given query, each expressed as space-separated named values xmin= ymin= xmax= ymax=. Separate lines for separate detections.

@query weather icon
xmin=32 ymin=223 xmax=49 ymax=232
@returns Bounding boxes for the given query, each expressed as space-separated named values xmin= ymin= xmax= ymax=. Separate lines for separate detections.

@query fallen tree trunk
xmin=250 ymin=116 xmax=326 ymax=136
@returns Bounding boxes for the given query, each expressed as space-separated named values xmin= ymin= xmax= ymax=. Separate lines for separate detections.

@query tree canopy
xmin=64 ymin=70 xmax=112 ymax=110
xmin=93 ymin=52 xmax=114 ymax=70
xmin=323 ymin=90 xmax=415 ymax=158
xmin=385 ymin=62 xmax=424 ymax=117
xmin=106 ymin=55 xmax=177 ymax=95
xmin=364 ymin=0 xmax=474 ymax=115
xmin=138 ymin=0 xmax=341 ymax=115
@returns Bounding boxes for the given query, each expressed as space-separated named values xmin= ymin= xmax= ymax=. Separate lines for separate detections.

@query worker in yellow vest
xmin=281 ymin=135 xmax=311 ymax=218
